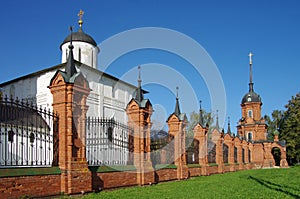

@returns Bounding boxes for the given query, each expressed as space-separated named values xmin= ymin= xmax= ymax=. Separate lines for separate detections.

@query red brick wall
xmin=207 ymin=166 xmax=218 ymax=175
xmin=224 ymin=165 xmax=231 ymax=172
xmin=188 ymin=168 xmax=201 ymax=177
xmin=0 ymin=174 xmax=61 ymax=199
xmin=155 ymin=169 xmax=177 ymax=182
xmin=92 ymin=171 xmax=137 ymax=190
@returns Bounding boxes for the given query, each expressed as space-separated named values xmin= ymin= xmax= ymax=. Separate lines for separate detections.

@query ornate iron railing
xmin=0 ymin=96 xmax=58 ymax=167
xmin=186 ymin=139 xmax=199 ymax=164
xmin=208 ymin=140 xmax=216 ymax=164
xmin=86 ymin=117 xmax=133 ymax=166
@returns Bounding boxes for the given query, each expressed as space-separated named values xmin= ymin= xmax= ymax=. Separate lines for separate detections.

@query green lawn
xmin=82 ymin=167 xmax=300 ymax=199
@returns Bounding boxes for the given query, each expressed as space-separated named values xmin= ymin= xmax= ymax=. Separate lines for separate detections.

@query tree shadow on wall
xmin=248 ymin=176 xmax=300 ymax=199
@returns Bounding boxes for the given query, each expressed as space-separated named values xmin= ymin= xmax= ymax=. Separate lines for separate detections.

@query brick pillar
xmin=262 ymin=142 xmax=275 ymax=167
xmin=234 ymin=138 xmax=243 ymax=170
xmin=224 ymin=134 xmax=235 ymax=172
xmin=126 ymin=99 xmax=155 ymax=185
xmin=49 ymin=71 xmax=91 ymax=194
xmin=167 ymin=114 xmax=188 ymax=180
xmin=280 ymin=146 xmax=289 ymax=168
xmin=193 ymin=124 xmax=208 ymax=175
xmin=242 ymin=140 xmax=249 ymax=169
xmin=216 ymin=133 xmax=224 ymax=173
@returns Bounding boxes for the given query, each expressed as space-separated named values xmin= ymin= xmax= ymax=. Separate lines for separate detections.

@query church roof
xmin=241 ymin=89 xmax=262 ymax=104
xmin=0 ymin=61 xmax=141 ymax=91
xmin=241 ymin=53 xmax=262 ymax=104
xmin=60 ymin=28 xmax=97 ymax=49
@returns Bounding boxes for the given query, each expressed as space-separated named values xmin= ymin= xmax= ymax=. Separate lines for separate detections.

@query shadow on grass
xmin=248 ymin=176 xmax=300 ymax=199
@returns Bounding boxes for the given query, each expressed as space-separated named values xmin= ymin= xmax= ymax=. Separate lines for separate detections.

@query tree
xmin=186 ymin=110 xmax=213 ymax=147
xmin=264 ymin=110 xmax=284 ymax=140
xmin=280 ymin=93 xmax=300 ymax=165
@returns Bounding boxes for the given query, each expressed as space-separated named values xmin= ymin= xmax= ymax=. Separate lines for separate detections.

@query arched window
xmin=108 ymin=127 xmax=113 ymax=142
xmin=248 ymin=132 xmax=253 ymax=141
xmin=8 ymin=130 xmax=14 ymax=143
xmin=29 ymin=133 xmax=35 ymax=143
xmin=248 ymin=110 xmax=253 ymax=118
xmin=78 ymin=48 xmax=81 ymax=62
xmin=242 ymin=148 xmax=245 ymax=163
xmin=248 ymin=149 xmax=251 ymax=163
xmin=234 ymin=146 xmax=238 ymax=163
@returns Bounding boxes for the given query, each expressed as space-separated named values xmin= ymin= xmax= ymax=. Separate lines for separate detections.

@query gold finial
xmin=78 ymin=9 xmax=84 ymax=27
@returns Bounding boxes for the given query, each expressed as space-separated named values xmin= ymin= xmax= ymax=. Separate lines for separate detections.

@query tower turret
xmin=237 ymin=52 xmax=267 ymax=141
xmin=60 ymin=10 xmax=99 ymax=68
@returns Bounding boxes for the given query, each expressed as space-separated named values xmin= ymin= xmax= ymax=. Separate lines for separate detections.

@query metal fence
xmin=186 ymin=139 xmax=199 ymax=164
xmin=150 ymin=132 xmax=174 ymax=166
xmin=0 ymin=96 xmax=58 ymax=167
xmin=208 ymin=140 xmax=216 ymax=163
xmin=86 ymin=117 xmax=134 ymax=166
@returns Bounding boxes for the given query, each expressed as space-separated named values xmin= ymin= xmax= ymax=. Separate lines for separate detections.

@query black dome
xmin=60 ymin=29 xmax=97 ymax=49
xmin=241 ymin=91 xmax=261 ymax=104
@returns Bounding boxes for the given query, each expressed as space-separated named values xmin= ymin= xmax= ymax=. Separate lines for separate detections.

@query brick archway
xmin=271 ymin=143 xmax=288 ymax=168
xmin=271 ymin=147 xmax=281 ymax=166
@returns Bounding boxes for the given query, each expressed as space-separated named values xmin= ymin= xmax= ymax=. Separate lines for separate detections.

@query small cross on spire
xmin=248 ymin=52 xmax=254 ymax=65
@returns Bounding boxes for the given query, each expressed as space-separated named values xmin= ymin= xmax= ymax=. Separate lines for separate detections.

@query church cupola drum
xmin=60 ymin=10 xmax=99 ymax=68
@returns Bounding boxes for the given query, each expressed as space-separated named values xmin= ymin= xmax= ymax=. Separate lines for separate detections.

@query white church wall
xmin=0 ymin=64 xmax=135 ymax=124
xmin=61 ymin=41 xmax=99 ymax=69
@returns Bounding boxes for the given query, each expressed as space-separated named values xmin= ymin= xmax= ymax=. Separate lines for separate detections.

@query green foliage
xmin=280 ymin=93 xmax=300 ymax=165
xmin=264 ymin=93 xmax=300 ymax=165
xmin=264 ymin=110 xmax=284 ymax=140
xmin=186 ymin=110 xmax=213 ymax=147
xmin=81 ymin=167 xmax=300 ymax=199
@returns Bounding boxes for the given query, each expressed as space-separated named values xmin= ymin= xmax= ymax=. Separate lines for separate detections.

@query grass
xmin=80 ymin=166 xmax=300 ymax=199
xmin=0 ymin=167 xmax=61 ymax=177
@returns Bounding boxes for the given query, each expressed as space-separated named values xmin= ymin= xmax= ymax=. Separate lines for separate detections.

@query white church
xmin=0 ymin=12 xmax=137 ymax=123
xmin=0 ymin=11 xmax=140 ymax=167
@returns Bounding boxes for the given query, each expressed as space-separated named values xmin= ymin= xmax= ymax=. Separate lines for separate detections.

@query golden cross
xmin=78 ymin=9 xmax=84 ymax=27
xmin=248 ymin=52 xmax=254 ymax=65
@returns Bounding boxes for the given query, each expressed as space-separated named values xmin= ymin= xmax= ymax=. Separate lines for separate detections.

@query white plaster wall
xmin=61 ymin=41 xmax=99 ymax=68
xmin=1 ymin=63 xmax=135 ymax=124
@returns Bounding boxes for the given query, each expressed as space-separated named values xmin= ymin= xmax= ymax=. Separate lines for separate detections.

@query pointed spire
xmin=215 ymin=110 xmax=220 ymax=130
xmin=65 ymin=26 xmax=77 ymax=78
xmin=248 ymin=52 xmax=254 ymax=92
xmin=174 ymin=86 xmax=181 ymax=116
xmin=135 ymin=66 xmax=144 ymax=102
xmin=227 ymin=116 xmax=231 ymax=134
xmin=199 ymin=100 xmax=204 ymax=127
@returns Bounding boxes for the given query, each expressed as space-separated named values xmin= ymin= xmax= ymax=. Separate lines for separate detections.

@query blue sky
xmin=1 ymin=0 xmax=299 ymax=131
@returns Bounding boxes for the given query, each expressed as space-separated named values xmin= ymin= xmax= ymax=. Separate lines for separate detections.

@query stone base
xmin=218 ymin=164 xmax=224 ymax=173
xmin=201 ymin=165 xmax=209 ymax=176
xmin=262 ymin=159 xmax=275 ymax=168
xmin=61 ymin=161 xmax=92 ymax=195
xmin=177 ymin=165 xmax=189 ymax=180
xmin=229 ymin=164 xmax=236 ymax=172
xmin=136 ymin=161 xmax=155 ymax=186
xmin=280 ymin=159 xmax=289 ymax=168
